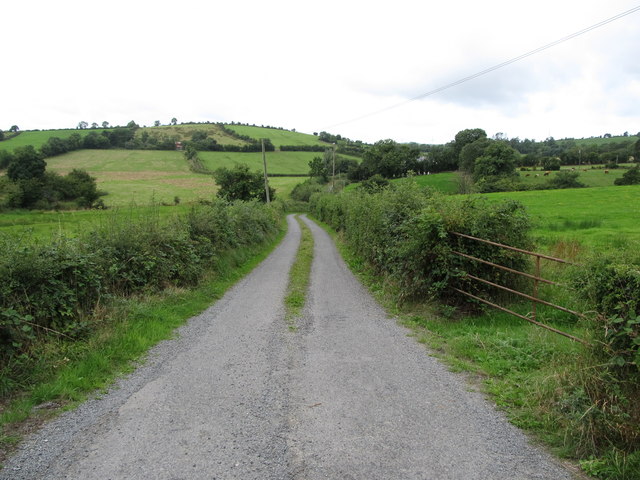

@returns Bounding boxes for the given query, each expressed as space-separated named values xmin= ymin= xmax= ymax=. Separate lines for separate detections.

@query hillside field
xmin=225 ymin=125 xmax=327 ymax=147
xmin=199 ymin=150 xmax=355 ymax=175
xmin=0 ymin=129 xmax=101 ymax=152
xmin=42 ymin=149 xmax=315 ymax=206
xmin=0 ymin=123 xmax=328 ymax=153
xmin=137 ymin=124 xmax=247 ymax=146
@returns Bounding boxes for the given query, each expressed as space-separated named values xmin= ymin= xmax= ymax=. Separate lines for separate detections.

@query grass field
xmin=199 ymin=150 xmax=334 ymax=175
xmin=377 ymin=167 xmax=632 ymax=196
xmin=558 ymin=134 xmax=637 ymax=147
xmin=485 ymin=184 xmax=640 ymax=251
xmin=410 ymin=172 xmax=458 ymax=193
xmin=41 ymin=149 xmax=310 ymax=206
xmin=225 ymin=125 xmax=327 ymax=147
xmin=0 ymin=204 xmax=193 ymax=240
xmin=45 ymin=149 xmax=216 ymax=206
xmin=0 ymin=129 xmax=98 ymax=152
xmin=518 ymin=165 xmax=629 ymax=188
xmin=138 ymin=124 xmax=247 ymax=146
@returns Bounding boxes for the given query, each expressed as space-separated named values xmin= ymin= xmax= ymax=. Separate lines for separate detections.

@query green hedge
xmin=310 ymin=180 xmax=532 ymax=304
xmin=573 ymin=251 xmax=640 ymax=372
xmin=0 ymin=201 xmax=282 ymax=364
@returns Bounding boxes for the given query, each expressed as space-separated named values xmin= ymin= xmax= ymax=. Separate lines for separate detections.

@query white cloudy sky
xmin=2 ymin=0 xmax=639 ymax=144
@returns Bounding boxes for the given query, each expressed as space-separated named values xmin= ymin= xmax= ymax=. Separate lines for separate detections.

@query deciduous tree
xmin=213 ymin=163 xmax=274 ymax=202
xmin=473 ymin=142 xmax=517 ymax=180
xmin=7 ymin=145 xmax=46 ymax=181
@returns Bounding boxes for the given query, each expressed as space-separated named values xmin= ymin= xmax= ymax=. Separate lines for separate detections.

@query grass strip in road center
xmin=284 ymin=216 xmax=314 ymax=331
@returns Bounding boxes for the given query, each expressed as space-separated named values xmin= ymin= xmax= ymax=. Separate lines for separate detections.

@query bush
xmin=614 ymin=166 xmax=640 ymax=186
xmin=213 ymin=163 xmax=275 ymax=202
xmin=545 ymin=171 xmax=586 ymax=189
xmin=291 ymin=178 xmax=325 ymax=202
xmin=542 ymin=157 xmax=561 ymax=171
xmin=310 ymin=180 xmax=531 ymax=304
xmin=0 ymin=238 xmax=102 ymax=357
xmin=358 ymin=174 xmax=389 ymax=192
xmin=573 ymin=252 xmax=640 ymax=372
xmin=0 ymin=201 xmax=282 ymax=365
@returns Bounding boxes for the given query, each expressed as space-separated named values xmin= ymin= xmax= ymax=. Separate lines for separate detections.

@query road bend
xmin=2 ymin=214 xmax=574 ymax=480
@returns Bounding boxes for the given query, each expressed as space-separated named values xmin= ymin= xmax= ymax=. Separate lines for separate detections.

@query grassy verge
xmin=310 ymin=215 xmax=638 ymax=480
xmin=283 ymin=216 xmax=314 ymax=330
xmin=0 ymin=221 xmax=286 ymax=466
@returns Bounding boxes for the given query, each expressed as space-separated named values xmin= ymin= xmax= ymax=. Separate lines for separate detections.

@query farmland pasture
xmin=517 ymin=165 xmax=629 ymax=188
xmin=45 ymin=149 xmax=216 ymax=206
xmin=225 ymin=125 xmax=327 ymax=147
xmin=379 ymin=166 xmax=632 ymax=196
xmin=199 ymin=150 xmax=342 ymax=175
xmin=138 ymin=124 xmax=247 ymax=146
xmin=0 ymin=129 xmax=99 ymax=152
xmin=485 ymin=184 xmax=640 ymax=251
xmin=41 ymin=149 xmax=313 ymax=206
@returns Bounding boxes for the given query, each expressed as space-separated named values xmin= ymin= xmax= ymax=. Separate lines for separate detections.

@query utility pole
xmin=261 ymin=139 xmax=270 ymax=204
xmin=332 ymin=143 xmax=336 ymax=192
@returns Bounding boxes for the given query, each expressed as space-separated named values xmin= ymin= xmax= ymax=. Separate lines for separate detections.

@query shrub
xmin=213 ymin=164 xmax=275 ymax=202
xmin=358 ymin=174 xmax=390 ymax=192
xmin=573 ymin=252 xmax=640 ymax=372
xmin=542 ymin=157 xmax=561 ymax=171
xmin=291 ymin=178 xmax=325 ymax=202
xmin=0 ymin=201 xmax=282 ymax=365
xmin=614 ymin=166 xmax=640 ymax=186
xmin=0 ymin=238 xmax=102 ymax=358
xmin=310 ymin=180 xmax=531 ymax=305
xmin=545 ymin=171 xmax=586 ymax=189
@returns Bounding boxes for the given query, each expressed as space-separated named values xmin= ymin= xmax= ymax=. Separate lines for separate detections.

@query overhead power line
xmin=322 ymin=5 xmax=640 ymax=130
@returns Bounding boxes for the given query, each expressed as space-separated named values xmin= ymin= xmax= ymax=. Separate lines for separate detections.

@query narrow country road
xmin=2 ymin=215 xmax=575 ymax=479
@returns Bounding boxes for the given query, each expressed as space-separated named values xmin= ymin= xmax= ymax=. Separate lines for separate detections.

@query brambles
xmin=0 ymin=201 xmax=282 ymax=387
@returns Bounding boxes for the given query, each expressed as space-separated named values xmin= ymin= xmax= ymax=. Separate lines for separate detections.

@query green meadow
xmin=485 ymin=184 xmax=640 ymax=251
xmin=45 ymin=150 xmax=216 ymax=206
xmin=199 ymin=150 xmax=341 ymax=175
xmin=410 ymin=172 xmax=458 ymax=193
xmin=41 ymin=149 xmax=315 ymax=206
xmin=391 ymin=167 xmax=629 ymax=195
xmin=225 ymin=125 xmax=326 ymax=147
xmin=137 ymin=124 xmax=247 ymax=146
xmin=518 ymin=165 xmax=629 ymax=188
xmin=0 ymin=129 xmax=98 ymax=152
xmin=0 ymin=204 xmax=192 ymax=240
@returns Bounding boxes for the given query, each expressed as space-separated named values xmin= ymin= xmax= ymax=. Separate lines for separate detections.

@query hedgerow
xmin=311 ymin=180 xmax=639 ymax=474
xmin=310 ymin=179 xmax=532 ymax=304
xmin=0 ymin=200 xmax=283 ymax=379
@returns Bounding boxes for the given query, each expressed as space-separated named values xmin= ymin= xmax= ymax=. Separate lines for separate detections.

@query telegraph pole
xmin=261 ymin=139 xmax=270 ymax=203
xmin=332 ymin=143 xmax=336 ymax=192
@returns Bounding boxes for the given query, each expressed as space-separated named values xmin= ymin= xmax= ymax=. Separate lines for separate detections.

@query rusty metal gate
xmin=449 ymin=232 xmax=587 ymax=345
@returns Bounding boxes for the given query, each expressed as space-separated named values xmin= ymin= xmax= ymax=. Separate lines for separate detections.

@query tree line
xmin=0 ymin=145 xmax=100 ymax=209
xmin=320 ymin=128 xmax=640 ymax=193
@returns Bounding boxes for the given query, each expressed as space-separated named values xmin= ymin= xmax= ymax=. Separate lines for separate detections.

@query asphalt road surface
xmin=2 ymin=214 xmax=575 ymax=479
